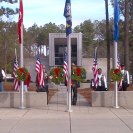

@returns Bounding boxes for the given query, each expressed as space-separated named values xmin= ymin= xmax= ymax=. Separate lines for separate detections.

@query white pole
xmin=20 ymin=0 xmax=25 ymax=109
xmin=15 ymin=48 xmax=17 ymax=59
xmin=66 ymin=34 xmax=72 ymax=112
xmin=114 ymin=41 xmax=119 ymax=108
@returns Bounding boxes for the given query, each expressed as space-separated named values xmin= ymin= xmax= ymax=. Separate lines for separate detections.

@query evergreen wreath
xmin=110 ymin=68 xmax=122 ymax=81
xmin=71 ymin=67 xmax=86 ymax=82
xmin=49 ymin=67 xmax=64 ymax=85
xmin=16 ymin=67 xmax=28 ymax=81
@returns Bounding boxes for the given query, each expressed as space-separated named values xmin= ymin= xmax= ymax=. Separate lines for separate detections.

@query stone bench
xmin=0 ymin=92 xmax=47 ymax=108
xmin=92 ymin=91 xmax=133 ymax=109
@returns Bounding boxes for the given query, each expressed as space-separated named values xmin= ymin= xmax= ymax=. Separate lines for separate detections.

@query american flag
xmin=117 ymin=56 xmax=122 ymax=90
xmin=36 ymin=57 xmax=41 ymax=73
xmin=63 ymin=50 xmax=68 ymax=83
xmin=13 ymin=57 xmax=19 ymax=91
xmin=35 ymin=56 xmax=44 ymax=86
xmin=117 ymin=56 xmax=121 ymax=70
xmin=92 ymin=47 xmax=98 ymax=88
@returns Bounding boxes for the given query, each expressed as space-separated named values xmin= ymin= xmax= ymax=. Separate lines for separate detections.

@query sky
xmin=1 ymin=0 xmax=114 ymax=28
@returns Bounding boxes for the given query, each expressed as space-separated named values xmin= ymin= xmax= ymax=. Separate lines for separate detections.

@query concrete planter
xmin=92 ymin=91 xmax=133 ymax=109
xmin=0 ymin=92 xmax=47 ymax=108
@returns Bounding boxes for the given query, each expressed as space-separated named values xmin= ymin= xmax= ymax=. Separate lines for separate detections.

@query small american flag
xmin=36 ymin=56 xmax=44 ymax=86
xmin=13 ymin=57 xmax=19 ymax=91
xmin=36 ymin=57 xmax=41 ymax=73
xmin=117 ymin=56 xmax=122 ymax=90
xmin=117 ymin=56 xmax=121 ymax=70
xmin=92 ymin=47 xmax=98 ymax=88
xmin=63 ymin=50 xmax=68 ymax=83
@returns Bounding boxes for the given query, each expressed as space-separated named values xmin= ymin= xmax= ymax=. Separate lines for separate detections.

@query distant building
xmin=24 ymin=33 xmax=112 ymax=82
xmin=49 ymin=33 xmax=82 ymax=66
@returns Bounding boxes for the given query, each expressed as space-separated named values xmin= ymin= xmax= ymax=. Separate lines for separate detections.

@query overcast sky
xmin=2 ymin=0 xmax=114 ymax=28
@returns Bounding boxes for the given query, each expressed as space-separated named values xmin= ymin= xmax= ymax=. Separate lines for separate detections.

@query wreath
xmin=110 ymin=68 xmax=122 ymax=81
xmin=49 ymin=67 xmax=64 ymax=85
xmin=16 ymin=67 xmax=28 ymax=81
xmin=71 ymin=67 xmax=86 ymax=82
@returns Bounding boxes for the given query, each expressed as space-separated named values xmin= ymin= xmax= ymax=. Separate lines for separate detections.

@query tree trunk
xmin=124 ymin=0 xmax=129 ymax=70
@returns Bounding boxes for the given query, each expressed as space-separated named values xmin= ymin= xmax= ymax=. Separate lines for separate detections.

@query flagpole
xmin=19 ymin=0 xmax=25 ymax=109
xmin=15 ymin=48 xmax=17 ymax=61
xmin=114 ymin=41 xmax=119 ymax=108
xmin=64 ymin=0 xmax=72 ymax=112
xmin=67 ymin=34 xmax=72 ymax=112
xmin=113 ymin=0 xmax=119 ymax=108
xmin=20 ymin=22 xmax=25 ymax=109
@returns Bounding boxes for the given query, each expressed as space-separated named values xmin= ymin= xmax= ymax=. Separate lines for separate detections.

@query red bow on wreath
xmin=114 ymin=69 xmax=120 ymax=74
xmin=19 ymin=68 xmax=24 ymax=74
xmin=76 ymin=68 xmax=81 ymax=76
xmin=55 ymin=68 xmax=60 ymax=77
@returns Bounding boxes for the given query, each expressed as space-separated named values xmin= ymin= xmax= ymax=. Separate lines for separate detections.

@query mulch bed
xmin=48 ymin=89 xmax=58 ymax=102
xmin=78 ymin=88 xmax=92 ymax=102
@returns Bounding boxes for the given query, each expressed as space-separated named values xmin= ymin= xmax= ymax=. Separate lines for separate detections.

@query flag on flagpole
xmin=39 ymin=64 xmax=45 ymax=86
xmin=117 ymin=56 xmax=121 ymax=70
xmin=114 ymin=0 xmax=119 ymax=42
xmin=92 ymin=47 xmax=98 ymax=88
xmin=35 ymin=56 xmax=44 ymax=86
xmin=63 ymin=50 xmax=68 ymax=83
xmin=64 ymin=0 xmax=72 ymax=36
xmin=36 ymin=57 xmax=41 ymax=73
xmin=18 ymin=0 xmax=23 ymax=44
xmin=13 ymin=57 xmax=19 ymax=91
xmin=117 ymin=56 xmax=122 ymax=90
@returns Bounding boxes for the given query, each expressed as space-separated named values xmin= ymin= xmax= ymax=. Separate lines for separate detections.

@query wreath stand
xmin=56 ymin=84 xmax=59 ymax=111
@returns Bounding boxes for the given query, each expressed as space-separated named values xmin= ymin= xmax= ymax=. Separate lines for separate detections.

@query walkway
xmin=0 ymin=87 xmax=133 ymax=133
xmin=48 ymin=85 xmax=90 ymax=111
